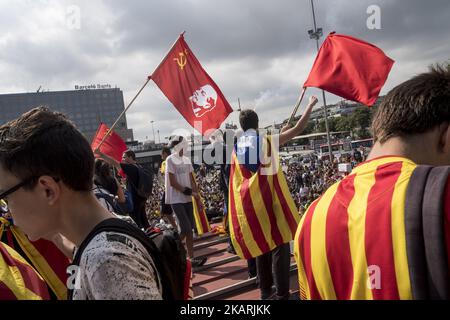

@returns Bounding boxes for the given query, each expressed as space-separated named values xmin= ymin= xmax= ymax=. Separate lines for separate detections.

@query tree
xmin=334 ymin=116 xmax=352 ymax=132
xmin=351 ymin=106 xmax=372 ymax=130
xmin=316 ymin=118 xmax=336 ymax=133
xmin=302 ymin=121 xmax=316 ymax=135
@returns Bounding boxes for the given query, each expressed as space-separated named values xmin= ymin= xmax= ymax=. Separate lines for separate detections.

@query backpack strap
xmin=68 ymin=218 xmax=164 ymax=300
xmin=405 ymin=165 xmax=432 ymax=299
xmin=405 ymin=165 xmax=450 ymax=300
xmin=422 ymin=166 xmax=450 ymax=299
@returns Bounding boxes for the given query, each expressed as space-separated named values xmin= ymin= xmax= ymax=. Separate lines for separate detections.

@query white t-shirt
xmin=164 ymin=153 xmax=194 ymax=204
xmin=71 ymin=231 xmax=162 ymax=300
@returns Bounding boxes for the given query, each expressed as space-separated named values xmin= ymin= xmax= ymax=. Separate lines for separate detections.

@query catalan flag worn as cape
xmin=228 ymin=136 xmax=300 ymax=259
xmin=294 ymin=156 xmax=449 ymax=300
xmin=0 ymin=217 xmax=69 ymax=300
xmin=0 ymin=241 xmax=50 ymax=300
xmin=191 ymin=172 xmax=211 ymax=235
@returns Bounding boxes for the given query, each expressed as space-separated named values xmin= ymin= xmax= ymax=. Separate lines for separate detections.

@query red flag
xmin=151 ymin=34 xmax=233 ymax=135
xmin=304 ymin=32 xmax=394 ymax=106
xmin=91 ymin=123 xmax=127 ymax=163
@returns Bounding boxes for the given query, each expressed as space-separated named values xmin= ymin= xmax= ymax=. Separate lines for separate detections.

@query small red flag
xmin=151 ymin=34 xmax=233 ymax=135
xmin=91 ymin=123 xmax=127 ymax=163
xmin=304 ymin=32 xmax=394 ymax=106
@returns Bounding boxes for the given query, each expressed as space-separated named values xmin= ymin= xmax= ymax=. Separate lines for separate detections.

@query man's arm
xmin=115 ymin=178 xmax=126 ymax=204
xmin=168 ymin=172 xmax=186 ymax=193
xmin=94 ymin=149 xmax=121 ymax=171
xmin=279 ymin=96 xmax=318 ymax=146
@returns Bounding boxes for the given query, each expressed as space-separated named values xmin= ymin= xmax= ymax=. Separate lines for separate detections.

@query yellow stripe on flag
xmin=270 ymin=174 xmax=294 ymax=243
xmin=1 ymin=243 xmax=44 ymax=300
xmin=278 ymin=170 xmax=300 ymax=233
xmin=190 ymin=172 xmax=211 ymax=236
xmin=352 ymin=157 xmax=410 ymax=175
xmin=391 ymin=161 xmax=416 ymax=300
xmin=310 ymin=183 xmax=338 ymax=300
xmin=232 ymin=160 xmax=263 ymax=257
xmin=192 ymin=196 xmax=210 ymax=235
xmin=347 ymin=170 xmax=376 ymax=300
xmin=248 ymin=174 xmax=276 ymax=249
xmin=10 ymin=226 xmax=67 ymax=300
xmin=232 ymin=157 xmax=262 ymax=256
xmin=227 ymin=194 xmax=245 ymax=259
xmin=294 ymin=206 xmax=314 ymax=300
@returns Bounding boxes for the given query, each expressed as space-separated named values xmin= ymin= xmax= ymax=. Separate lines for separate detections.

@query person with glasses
xmin=0 ymin=107 xmax=162 ymax=300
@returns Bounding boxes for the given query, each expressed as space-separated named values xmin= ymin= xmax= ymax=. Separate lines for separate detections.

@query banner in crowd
xmin=191 ymin=173 xmax=211 ymax=235
xmin=91 ymin=123 xmax=127 ymax=163
xmin=228 ymin=137 xmax=300 ymax=259
xmin=151 ymin=34 xmax=233 ymax=135
xmin=304 ymin=32 xmax=394 ymax=106
xmin=0 ymin=217 xmax=69 ymax=300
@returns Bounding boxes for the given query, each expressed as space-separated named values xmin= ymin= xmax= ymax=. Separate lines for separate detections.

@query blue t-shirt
xmin=235 ymin=130 xmax=264 ymax=173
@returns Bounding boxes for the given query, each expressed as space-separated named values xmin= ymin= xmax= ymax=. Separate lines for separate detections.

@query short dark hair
xmin=239 ymin=109 xmax=259 ymax=131
xmin=124 ymin=149 xmax=136 ymax=161
xmin=161 ymin=146 xmax=171 ymax=156
xmin=0 ymin=107 xmax=94 ymax=191
xmin=94 ymin=158 xmax=112 ymax=180
xmin=372 ymin=64 xmax=450 ymax=143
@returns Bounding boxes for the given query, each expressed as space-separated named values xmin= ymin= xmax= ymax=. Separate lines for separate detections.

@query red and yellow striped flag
xmin=294 ymin=156 xmax=417 ymax=300
xmin=0 ymin=241 xmax=50 ymax=300
xmin=228 ymin=137 xmax=299 ymax=259
xmin=191 ymin=172 xmax=211 ymax=235
xmin=1 ymin=218 xmax=69 ymax=300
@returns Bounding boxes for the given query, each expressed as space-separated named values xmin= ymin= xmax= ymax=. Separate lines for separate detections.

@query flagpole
xmin=96 ymin=31 xmax=186 ymax=150
xmin=287 ymin=87 xmax=307 ymax=125
xmin=309 ymin=0 xmax=333 ymax=161
xmin=96 ymin=77 xmax=151 ymax=149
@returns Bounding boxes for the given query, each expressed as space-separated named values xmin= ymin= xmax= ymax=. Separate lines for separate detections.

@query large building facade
xmin=0 ymin=87 xmax=134 ymax=142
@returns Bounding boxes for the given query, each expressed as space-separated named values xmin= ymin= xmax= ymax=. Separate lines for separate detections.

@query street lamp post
xmin=308 ymin=0 xmax=333 ymax=161
xmin=150 ymin=120 xmax=156 ymax=143
xmin=157 ymin=130 xmax=161 ymax=144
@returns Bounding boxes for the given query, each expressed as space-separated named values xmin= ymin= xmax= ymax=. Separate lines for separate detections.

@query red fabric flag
xmin=91 ymin=123 xmax=127 ymax=163
xmin=304 ymin=32 xmax=394 ymax=106
xmin=151 ymin=34 xmax=233 ymax=135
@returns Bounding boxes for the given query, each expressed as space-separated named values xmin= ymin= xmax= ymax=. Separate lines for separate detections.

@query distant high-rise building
xmin=0 ymin=87 xmax=133 ymax=142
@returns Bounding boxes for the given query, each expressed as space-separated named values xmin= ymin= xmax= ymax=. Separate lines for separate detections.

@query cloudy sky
xmin=0 ymin=0 xmax=449 ymax=142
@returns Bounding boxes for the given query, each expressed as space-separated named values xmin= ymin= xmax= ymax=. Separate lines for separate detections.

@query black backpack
xmin=135 ymin=165 xmax=154 ymax=199
xmin=68 ymin=218 xmax=191 ymax=300
xmin=404 ymin=165 xmax=450 ymax=299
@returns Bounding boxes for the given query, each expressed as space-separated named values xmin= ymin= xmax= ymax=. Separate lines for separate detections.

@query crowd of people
xmin=284 ymin=152 xmax=366 ymax=214
xmin=147 ymin=153 xmax=365 ymax=221
xmin=149 ymin=165 xmax=224 ymax=222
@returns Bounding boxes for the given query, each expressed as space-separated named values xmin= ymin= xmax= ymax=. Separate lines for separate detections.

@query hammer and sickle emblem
xmin=174 ymin=50 xmax=188 ymax=70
